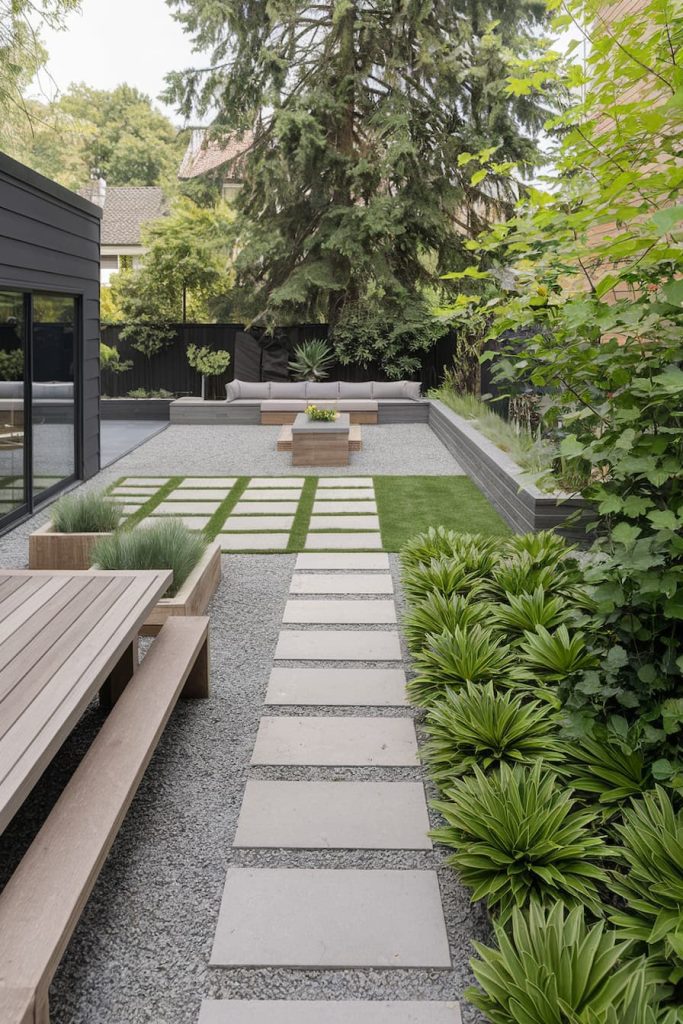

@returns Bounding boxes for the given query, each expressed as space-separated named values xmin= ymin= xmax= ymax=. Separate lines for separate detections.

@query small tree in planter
xmin=186 ymin=344 xmax=231 ymax=399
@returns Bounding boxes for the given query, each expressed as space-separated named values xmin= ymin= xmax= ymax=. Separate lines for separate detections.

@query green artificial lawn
xmin=374 ymin=475 xmax=511 ymax=551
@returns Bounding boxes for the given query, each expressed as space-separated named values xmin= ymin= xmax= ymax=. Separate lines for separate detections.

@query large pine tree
xmin=166 ymin=0 xmax=551 ymax=366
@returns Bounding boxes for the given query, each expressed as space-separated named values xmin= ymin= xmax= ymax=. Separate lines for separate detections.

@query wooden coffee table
xmin=291 ymin=412 xmax=351 ymax=466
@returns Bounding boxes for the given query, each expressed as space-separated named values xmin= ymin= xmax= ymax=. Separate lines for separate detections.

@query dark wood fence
xmin=101 ymin=323 xmax=460 ymax=400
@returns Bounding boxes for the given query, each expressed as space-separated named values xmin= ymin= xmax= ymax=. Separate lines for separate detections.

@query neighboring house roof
xmin=77 ymin=184 xmax=167 ymax=245
xmin=178 ymin=128 xmax=253 ymax=181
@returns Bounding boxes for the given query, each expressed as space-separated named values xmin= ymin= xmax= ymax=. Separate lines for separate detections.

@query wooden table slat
xmin=0 ymin=577 xmax=133 ymax=744
xmin=0 ymin=576 xmax=73 ymax=647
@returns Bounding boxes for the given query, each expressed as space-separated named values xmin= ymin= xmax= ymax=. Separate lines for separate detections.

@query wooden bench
xmin=0 ymin=614 xmax=209 ymax=1023
xmin=277 ymin=422 xmax=362 ymax=451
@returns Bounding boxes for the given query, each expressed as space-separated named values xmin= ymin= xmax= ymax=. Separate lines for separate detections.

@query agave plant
xmin=610 ymin=788 xmax=683 ymax=986
xmin=407 ymin=624 xmax=528 ymax=707
xmin=564 ymin=734 xmax=651 ymax=809
xmin=401 ymin=556 xmax=485 ymax=606
xmin=492 ymin=586 xmax=571 ymax=636
xmin=287 ymin=338 xmax=335 ymax=381
xmin=519 ymin=624 xmax=598 ymax=680
xmin=403 ymin=592 xmax=494 ymax=654
xmin=431 ymin=761 xmax=608 ymax=921
xmin=422 ymin=682 xmax=564 ymax=784
xmin=468 ymin=901 xmax=660 ymax=1024
xmin=504 ymin=529 xmax=575 ymax=569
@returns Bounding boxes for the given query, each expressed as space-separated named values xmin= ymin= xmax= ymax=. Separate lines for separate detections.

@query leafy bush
xmin=611 ymin=788 xmax=683 ymax=988
xmin=407 ymin=624 xmax=528 ymax=706
xmin=288 ymin=338 xmax=335 ymax=381
xmin=0 ymin=348 xmax=24 ymax=380
xmin=422 ymin=682 xmax=563 ymax=783
xmin=519 ymin=624 xmax=598 ymax=681
xmin=52 ymin=491 xmax=122 ymax=534
xmin=468 ymin=901 xmax=660 ymax=1024
xmin=91 ymin=518 xmax=207 ymax=597
xmin=505 ymin=530 xmax=576 ymax=570
xmin=401 ymin=556 xmax=486 ymax=605
xmin=403 ymin=592 xmax=493 ymax=654
xmin=484 ymin=554 xmax=583 ymax=601
xmin=400 ymin=526 xmax=504 ymax=574
xmin=431 ymin=762 xmax=608 ymax=921
xmin=100 ymin=342 xmax=132 ymax=374
xmin=492 ymin=587 xmax=571 ymax=636
xmin=564 ymin=735 xmax=651 ymax=809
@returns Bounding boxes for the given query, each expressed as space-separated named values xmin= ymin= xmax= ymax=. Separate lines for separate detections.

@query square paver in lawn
xmin=233 ymin=780 xmax=432 ymax=849
xmin=199 ymin=1001 xmax=462 ymax=1024
xmin=210 ymin=868 xmax=451 ymax=967
xmin=317 ymin=477 xmax=373 ymax=488
xmin=309 ymin=515 xmax=380 ymax=530
xmin=274 ymin=629 xmax=401 ymax=661
xmin=243 ymin=489 xmax=302 ymax=502
xmin=219 ymin=533 xmax=290 ymax=551
xmin=289 ymin=573 xmax=393 ymax=594
xmin=222 ymin=516 xmax=294 ymax=532
xmin=251 ymin=715 xmax=418 ymax=766
xmin=314 ymin=488 xmax=375 ymax=501
xmin=282 ymin=599 xmax=396 ymax=624
xmin=154 ymin=501 xmax=222 ymax=515
xmin=312 ymin=501 xmax=378 ymax=514
xmin=303 ymin=533 xmax=382 ymax=550
xmin=120 ymin=477 xmax=170 ymax=486
xmin=165 ymin=489 xmax=233 ymax=501
xmin=232 ymin=501 xmax=299 ymax=515
xmin=265 ymin=667 xmax=408 ymax=706
xmin=177 ymin=477 xmax=237 ymax=488
xmin=248 ymin=478 xmax=305 ymax=488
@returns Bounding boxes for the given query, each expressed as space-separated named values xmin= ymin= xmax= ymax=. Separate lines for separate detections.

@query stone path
xmin=200 ymin=551 xmax=460 ymax=1020
xmin=304 ymin=477 xmax=382 ymax=551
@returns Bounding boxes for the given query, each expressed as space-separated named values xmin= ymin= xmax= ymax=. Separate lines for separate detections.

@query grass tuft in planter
xmin=52 ymin=490 xmax=122 ymax=533
xmin=91 ymin=518 xmax=207 ymax=597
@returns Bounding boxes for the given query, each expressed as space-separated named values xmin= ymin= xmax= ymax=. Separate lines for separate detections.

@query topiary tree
xmin=186 ymin=343 xmax=231 ymax=399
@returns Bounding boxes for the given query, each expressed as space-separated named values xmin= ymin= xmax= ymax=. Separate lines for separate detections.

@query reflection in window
xmin=32 ymin=294 xmax=76 ymax=495
xmin=0 ymin=292 xmax=26 ymax=516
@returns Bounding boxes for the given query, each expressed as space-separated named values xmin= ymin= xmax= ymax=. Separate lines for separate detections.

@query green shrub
xmin=611 ymin=788 xmax=683 ymax=988
xmin=519 ymin=624 xmax=599 ymax=681
xmin=400 ymin=526 xmax=504 ymax=574
xmin=468 ymin=901 xmax=660 ymax=1024
xmin=564 ymin=735 xmax=651 ymax=809
xmin=504 ymin=529 xmax=575 ymax=569
xmin=403 ymin=592 xmax=494 ymax=654
xmin=492 ymin=587 xmax=571 ymax=636
xmin=484 ymin=554 xmax=583 ymax=601
xmin=422 ymin=682 xmax=564 ymax=784
xmin=52 ymin=491 xmax=122 ymax=534
xmin=431 ymin=761 xmax=608 ymax=921
xmin=91 ymin=519 xmax=207 ymax=597
xmin=407 ymin=624 xmax=528 ymax=706
xmin=401 ymin=556 xmax=485 ymax=606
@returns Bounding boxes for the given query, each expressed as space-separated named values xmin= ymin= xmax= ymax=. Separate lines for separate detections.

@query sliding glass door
xmin=0 ymin=291 xmax=27 ymax=521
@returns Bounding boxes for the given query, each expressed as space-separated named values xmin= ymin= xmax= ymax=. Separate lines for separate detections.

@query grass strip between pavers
xmin=106 ymin=476 xmax=183 ymax=530
xmin=204 ymin=477 xmax=250 ymax=541
xmin=288 ymin=476 xmax=317 ymax=552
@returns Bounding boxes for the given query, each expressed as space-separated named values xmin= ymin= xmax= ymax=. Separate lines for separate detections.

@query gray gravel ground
xmin=0 ymin=424 xmax=489 ymax=1024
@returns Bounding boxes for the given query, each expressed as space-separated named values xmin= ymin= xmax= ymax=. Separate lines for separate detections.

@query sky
xmin=31 ymin=0 xmax=202 ymax=123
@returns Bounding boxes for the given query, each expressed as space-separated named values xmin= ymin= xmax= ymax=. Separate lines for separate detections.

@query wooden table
xmin=0 ymin=568 xmax=171 ymax=835
xmin=291 ymin=412 xmax=351 ymax=466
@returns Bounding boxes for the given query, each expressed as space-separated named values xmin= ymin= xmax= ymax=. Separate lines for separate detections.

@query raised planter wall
xmin=29 ymin=523 xmax=111 ymax=570
xmin=140 ymin=540 xmax=222 ymax=635
xmin=101 ymin=398 xmax=172 ymax=421
xmin=428 ymin=400 xmax=591 ymax=541
xmin=169 ymin=397 xmax=429 ymax=425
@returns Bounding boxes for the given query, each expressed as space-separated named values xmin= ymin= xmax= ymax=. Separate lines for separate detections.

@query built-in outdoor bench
xmin=0 ymin=583 xmax=209 ymax=1023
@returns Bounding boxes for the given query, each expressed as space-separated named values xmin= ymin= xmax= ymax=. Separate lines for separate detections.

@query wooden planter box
xmin=428 ymin=400 xmax=592 ymax=542
xmin=139 ymin=539 xmax=222 ymax=636
xmin=29 ymin=522 xmax=111 ymax=570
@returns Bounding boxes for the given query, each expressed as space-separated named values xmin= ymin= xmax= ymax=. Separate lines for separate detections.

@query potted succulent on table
xmin=90 ymin=518 xmax=221 ymax=634
xmin=29 ymin=491 xmax=122 ymax=570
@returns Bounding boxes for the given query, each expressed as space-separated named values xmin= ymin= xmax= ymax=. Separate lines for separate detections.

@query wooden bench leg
xmin=181 ymin=636 xmax=209 ymax=699
xmin=99 ymin=640 xmax=138 ymax=709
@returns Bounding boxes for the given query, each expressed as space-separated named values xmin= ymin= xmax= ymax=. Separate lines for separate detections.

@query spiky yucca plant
xmin=401 ymin=557 xmax=485 ymax=606
xmin=403 ymin=592 xmax=494 ymax=654
xmin=492 ymin=587 xmax=571 ymax=636
xmin=422 ymin=682 xmax=564 ymax=784
xmin=468 ymin=901 xmax=660 ymax=1024
xmin=520 ymin=624 xmax=598 ymax=680
xmin=611 ymin=788 xmax=683 ymax=986
xmin=565 ymin=735 xmax=651 ymax=808
xmin=407 ymin=624 xmax=527 ymax=707
xmin=431 ymin=761 xmax=608 ymax=921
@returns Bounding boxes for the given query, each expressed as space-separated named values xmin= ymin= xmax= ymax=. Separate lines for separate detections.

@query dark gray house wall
xmin=0 ymin=152 xmax=102 ymax=480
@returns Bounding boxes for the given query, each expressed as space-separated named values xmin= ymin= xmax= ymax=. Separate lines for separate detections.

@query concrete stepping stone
xmin=309 ymin=515 xmax=380 ymax=530
xmin=219 ymin=534 xmax=290 ymax=551
xmin=275 ymin=629 xmax=401 ymax=661
xmin=147 ymin=514 xmax=210 ymax=531
xmin=312 ymin=501 xmax=377 ymax=514
xmin=110 ymin=494 xmax=145 ymax=504
xmin=223 ymin=515 xmax=294 ymax=531
xmin=119 ymin=504 xmax=143 ymax=516
xmin=233 ymin=501 xmax=299 ymax=515
xmin=110 ymin=486 xmax=159 ymax=496
xmin=283 ymin=599 xmax=396 ymax=624
xmin=154 ymin=501 xmax=221 ymax=515
xmin=121 ymin=477 xmax=170 ymax=486
xmin=210 ymin=868 xmax=451 ymax=967
xmin=296 ymin=553 xmax=390 ymax=570
xmin=290 ymin=573 xmax=393 ymax=594
xmin=314 ymin=488 xmax=374 ymax=501
xmin=178 ymin=477 xmax=236 ymax=488
xmin=243 ymin=489 xmax=302 ymax=501
xmin=251 ymin=716 xmax=418 ymax=765
xmin=165 ymin=489 xmax=231 ymax=501
xmin=318 ymin=477 xmax=373 ymax=488
xmin=265 ymin=667 xmax=408 ymax=706
xmin=304 ymin=533 xmax=382 ymax=550
xmin=234 ymin=780 xmax=431 ymax=849
xmin=249 ymin=477 xmax=305 ymax=488
xmin=200 ymin=1001 xmax=461 ymax=1024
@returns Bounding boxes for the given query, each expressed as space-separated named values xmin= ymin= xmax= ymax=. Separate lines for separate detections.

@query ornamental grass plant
xmin=52 ymin=490 xmax=122 ymax=533
xmin=91 ymin=518 xmax=207 ymax=597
